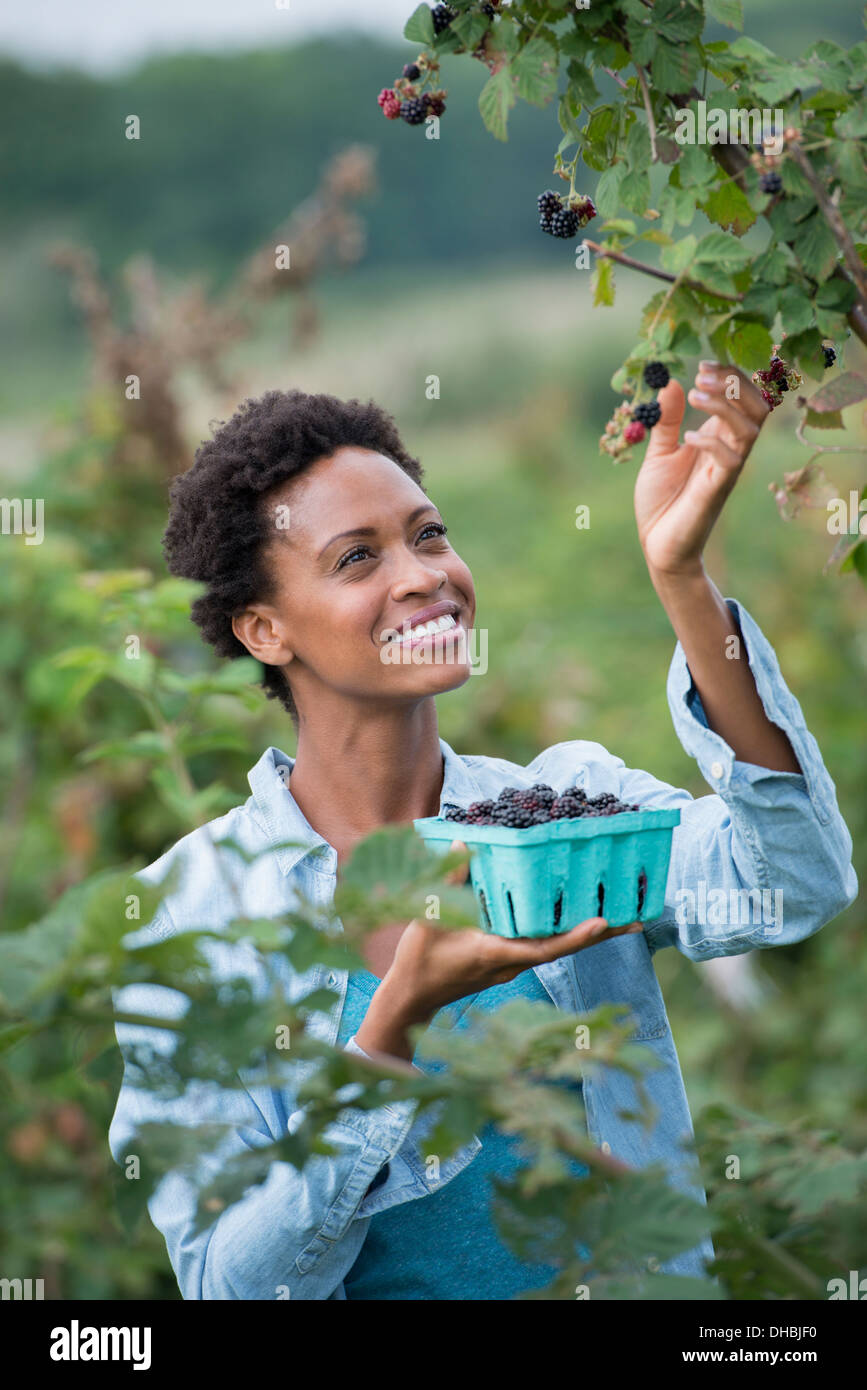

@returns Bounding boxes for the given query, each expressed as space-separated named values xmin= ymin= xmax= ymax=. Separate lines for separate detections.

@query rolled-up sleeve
xmin=108 ymin=903 xmax=422 ymax=1300
xmin=613 ymin=597 xmax=857 ymax=960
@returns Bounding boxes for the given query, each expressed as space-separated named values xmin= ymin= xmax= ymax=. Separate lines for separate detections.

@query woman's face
xmin=233 ymin=447 xmax=477 ymax=718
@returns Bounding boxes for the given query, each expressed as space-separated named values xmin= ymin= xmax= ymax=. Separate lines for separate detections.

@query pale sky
xmin=0 ymin=0 xmax=413 ymax=74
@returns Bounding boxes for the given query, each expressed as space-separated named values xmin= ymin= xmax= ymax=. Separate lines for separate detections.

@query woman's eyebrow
xmin=316 ymin=503 xmax=439 ymax=559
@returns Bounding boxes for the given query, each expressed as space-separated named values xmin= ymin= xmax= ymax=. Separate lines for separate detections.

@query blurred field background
xmin=1 ymin=0 xmax=865 ymax=1297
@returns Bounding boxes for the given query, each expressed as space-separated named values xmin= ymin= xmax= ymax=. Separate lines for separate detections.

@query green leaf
xmin=784 ymin=326 xmax=826 ymax=380
xmin=403 ymin=3 xmax=435 ymax=44
xmin=478 ymin=67 xmax=515 ymax=142
xmin=593 ymin=164 xmax=625 ymax=219
xmin=676 ymin=145 xmax=717 ymax=190
xmin=651 ymin=38 xmax=702 ymax=96
xmin=694 ymin=231 xmax=753 ymax=270
xmin=450 ymin=11 xmax=490 ymax=49
xmin=566 ymin=59 xmax=600 ymax=109
xmin=704 ymin=0 xmax=743 ymax=28
xmin=751 ymin=245 xmax=791 ymax=286
xmin=708 ymin=316 xmax=734 ymax=362
xmin=728 ymin=318 xmax=774 ymax=370
xmin=592 ymin=256 xmax=616 ymax=307
xmin=804 ymin=371 xmax=867 ymax=415
xmin=700 ymin=180 xmax=757 ymax=236
xmin=80 ymin=730 xmax=170 ymax=764
xmin=513 ymin=37 xmax=560 ymax=107
xmin=777 ymin=283 xmax=814 ymax=336
xmin=751 ymin=64 xmax=805 ymax=106
xmin=793 ymin=211 xmax=840 ymax=283
xmin=558 ymin=93 xmax=582 ymax=142
xmin=833 ymin=141 xmax=867 ymax=191
xmin=624 ymin=17 xmax=656 ymax=67
xmin=599 ymin=218 xmax=636 ymax=235
xmin=774 ymin=1158 xmax=867 ymax=1217
xmin=661 ymin=233 xmax=697 ymax=275
xmin=657 ymin=183 xmax=697 ymax=236
xmin=738 ymin=283 xmax=779 ymax=325
xmin=802 ymin=41 xmax=855 ymax=95
xmin=803 ymin=407 xmax=844 ymax=430
xmin=815 ymin=279 xmax=858 ymax=312
xmin=586 ymin=105 xmax=616 ymax=145
xmin=654 ymin=0 xmax=705 ymax=44
xmin=834 ymin=96 xmax=867 ymax=138
xmin=780 ymin=156 xmax=816 ymax=200
xmin=671 ymin=320 xmax=703 ymax=354
xmin=619 ymin=169 xmax=651 ymax=214
xmin=624 ymin=118 xmax=651 ymax=170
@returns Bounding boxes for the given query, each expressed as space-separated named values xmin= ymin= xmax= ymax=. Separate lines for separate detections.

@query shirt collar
xmin=247 ymin=737 xmax=485 ymax=877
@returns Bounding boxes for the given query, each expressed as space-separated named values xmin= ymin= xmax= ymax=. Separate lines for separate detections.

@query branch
xmin=603 ymin=66 xmax=629 ymax=90
xmin=668 ymin=89 xmax=752 ymax=189
xmin=583 ymin=239 xmax=742 ymax=303
xmin=634 ymin=64 xmax=658 ymax=163
xmin=787 ymin=141 xmax=867 ymax=306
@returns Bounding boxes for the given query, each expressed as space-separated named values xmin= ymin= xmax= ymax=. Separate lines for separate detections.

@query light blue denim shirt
xmin=108 ymin=597 xmax=858 ymax=1300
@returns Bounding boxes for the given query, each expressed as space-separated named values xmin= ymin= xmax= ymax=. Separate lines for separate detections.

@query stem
xmin=603 ymin=66 xmax=629 ymax=91
xmin=734 ymin=1225 xmax=826 ymax=1299
xmin=634 ymin=64 xmax=658 ymax=163
xmin=786 ymin=141 xmax=867 ymax=306
xmin=646 ymin=265 xmax=688 ymax=343
xmin=583 ymin=239 xmax=741 ymax=303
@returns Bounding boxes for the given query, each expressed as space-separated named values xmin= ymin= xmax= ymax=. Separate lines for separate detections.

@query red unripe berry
xmin=377 ymin=88 xmax=402 ymax=120
xmin=624 ymin=421 xmax=646 ymax=444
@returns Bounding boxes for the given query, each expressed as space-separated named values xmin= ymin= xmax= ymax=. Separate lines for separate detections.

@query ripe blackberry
xmin=425 ymin=93 xmax=446 ymax=117
xmin=537 ymin=189 xmax=561 ymax=232
xmin=549 ymin=206 xmax=581 ymax=239
xmin=633 ymin=401 xmax=662 ymax=428
xmin=443 ymin=780 xmax=640 ymax=827
xmin=400 ymin=97 xmax=428 ymax=124
xmin=759 ymin=171 xmax=782 ymax=195
xmin=643 ymin=361 xmax=670 ymax=390
xmin=432 ymin=3 xmax=456 ymax=34
xmin=403 ymin=63 xmax=421 ymax=80
xmin=823 ymin=345 xmax=836 ymax=369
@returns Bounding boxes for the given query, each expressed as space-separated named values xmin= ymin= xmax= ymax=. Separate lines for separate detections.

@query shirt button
xmin=710 ymin=761 xmax=724 ymax=780
xmin=600 ymin=1141 xmax=611 ymax=1154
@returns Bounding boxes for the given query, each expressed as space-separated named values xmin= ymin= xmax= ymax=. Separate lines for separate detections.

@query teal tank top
xmin=338 ymin=966 xmax=590 ymax=1300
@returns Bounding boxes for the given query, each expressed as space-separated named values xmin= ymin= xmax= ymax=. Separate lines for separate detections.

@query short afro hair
xmin=163 ymin=388 xmax=425 ymax=725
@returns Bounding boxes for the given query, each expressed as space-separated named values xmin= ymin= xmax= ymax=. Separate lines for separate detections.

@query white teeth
xmin=387 ymin=612 xmax=458 ymax=643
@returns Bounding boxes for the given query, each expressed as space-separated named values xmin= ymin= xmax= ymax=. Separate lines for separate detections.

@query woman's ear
xmin=231 ymin=607 xmax=294 ymax=666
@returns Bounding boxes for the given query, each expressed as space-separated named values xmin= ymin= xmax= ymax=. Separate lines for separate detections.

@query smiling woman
xmin=108 ymin=382 xmax=858 ymax=1301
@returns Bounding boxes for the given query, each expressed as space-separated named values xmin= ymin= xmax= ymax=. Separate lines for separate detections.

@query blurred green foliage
xmin=1 ymin=4 xmax=865 ymax=1299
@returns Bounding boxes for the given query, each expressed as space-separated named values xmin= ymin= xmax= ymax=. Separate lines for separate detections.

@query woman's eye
xmin=337 ymin=546 xmax=371 ymax=570
xmin=336 ymin=524 xmax=447 ymax=570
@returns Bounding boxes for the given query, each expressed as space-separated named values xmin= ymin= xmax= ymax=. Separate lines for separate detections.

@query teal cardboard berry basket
xmin=413 ymin=807 xmax=681 ymax=938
